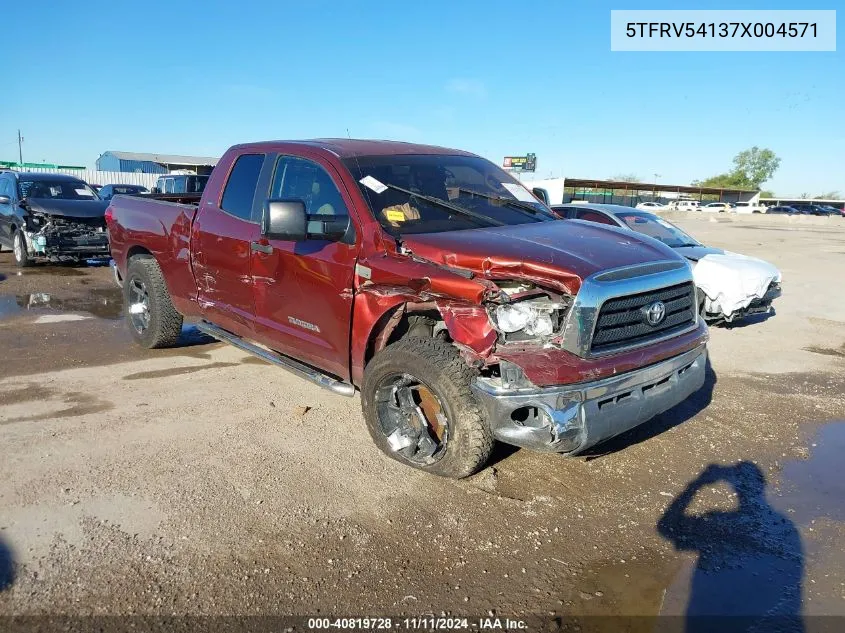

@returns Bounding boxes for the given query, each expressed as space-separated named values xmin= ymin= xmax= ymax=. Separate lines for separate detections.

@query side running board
xmin=196 ymin=322 xmax=355 ymax=397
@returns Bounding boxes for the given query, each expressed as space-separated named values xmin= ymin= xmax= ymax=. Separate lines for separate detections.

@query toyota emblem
xmin=644 ymin=300 xmax=666 ymax=326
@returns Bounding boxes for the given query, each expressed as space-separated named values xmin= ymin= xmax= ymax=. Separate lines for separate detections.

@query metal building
xmin=95 ymin=151 xmax=219 ymax=175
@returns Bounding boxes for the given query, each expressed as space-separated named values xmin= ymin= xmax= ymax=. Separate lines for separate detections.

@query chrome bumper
xmin=471 ymin=345 xmax=707 ymax=454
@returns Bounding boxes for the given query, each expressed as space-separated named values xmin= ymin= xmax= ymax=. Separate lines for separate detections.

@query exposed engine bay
xmin=23 ymin=211 xmax=110 ymax=262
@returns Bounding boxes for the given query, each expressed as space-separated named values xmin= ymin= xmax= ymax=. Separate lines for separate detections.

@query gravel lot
xmin=0 ymin=214 xmax=843 ymax=626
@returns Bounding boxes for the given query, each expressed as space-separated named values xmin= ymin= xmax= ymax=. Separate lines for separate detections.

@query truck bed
xmin=107 ymin=194 xmax=200 ymax=315
xmin=144 ymin=192 xmax=204 ymax=204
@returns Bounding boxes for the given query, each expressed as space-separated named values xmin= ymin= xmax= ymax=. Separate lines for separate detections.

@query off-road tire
xmin=361 ymin=337 xmax=494 ymax=478
xmin=12 ymin=230 xmax=33 ymax=268
xmin=125 ymin=255 xmax=183 ymax=348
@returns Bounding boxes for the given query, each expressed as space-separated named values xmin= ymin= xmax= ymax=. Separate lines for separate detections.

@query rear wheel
xmin=124 ymin=256 xmax=183 ymax=348
xmin=361 ymin=337 xmax=494 ymax=479
xmin=12 ymin=231 xmax=32 ymax=267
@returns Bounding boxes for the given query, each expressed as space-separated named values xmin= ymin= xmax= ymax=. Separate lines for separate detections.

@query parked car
xmin=733 ymin=201 xmax=766 ymax=214
xmin=635 ymin=201 xmax=666 ymax=211
xmin=98 ymin=184 xmax=150 ymax=201
xmin=107 ymin=139 xmax=708 ymax=478
xmin=552 ymin=203 xmax=782 ymax=324
xmin=0 ymin=171 xmax=110 ymax=266
xmin=819 ymin=205 xmax=845 ymax=217
xmin=791 ymin=203 xmax=837 ymax=216
xmin=701 ymin=202 xmax=732 ymax=213
xmin=766 ymin=205 xmax=800 ymax=215
xmin=669 ymin=200 xmax=700 ymax=211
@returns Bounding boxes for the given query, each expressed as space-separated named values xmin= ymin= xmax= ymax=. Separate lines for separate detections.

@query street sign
xmin=503 ymin=153 xmax=536 ymax=172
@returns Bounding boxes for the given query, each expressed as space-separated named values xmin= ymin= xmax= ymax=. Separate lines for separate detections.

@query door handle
xmin=250 ymin=241 xmax=273 ymax=254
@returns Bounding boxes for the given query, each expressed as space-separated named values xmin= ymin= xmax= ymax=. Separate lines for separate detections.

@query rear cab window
xmin=221 ymin=154 xmax=265 ymax=221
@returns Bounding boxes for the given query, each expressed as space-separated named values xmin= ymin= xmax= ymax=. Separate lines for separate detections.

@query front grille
xmin=591 ymin=282 xmax=696 ymax=354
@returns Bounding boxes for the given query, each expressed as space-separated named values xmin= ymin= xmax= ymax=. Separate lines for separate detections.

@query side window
xmin=271 ymin=156 xmax=349 ymax=217
xmin=221 ymin=154 xmax=265 ymax=221
xmin=575 ymin=209 xmax=616 ymax=225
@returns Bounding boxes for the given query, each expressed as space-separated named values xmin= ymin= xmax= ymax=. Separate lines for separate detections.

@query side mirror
xmin=0 ymin=195 xmax=10 ymax=205
xmin=532 ymin=187 xmax=550 ymax=205
xmin=263 ymin=199 xmax=307 ymax=241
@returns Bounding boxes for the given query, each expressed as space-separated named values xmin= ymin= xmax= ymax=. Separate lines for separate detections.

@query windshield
xmin=20 ymin=179 xmax=100 ymax=200
xmin=343 ymin=154 xmax=555 ymax=235
xmin=615 ymin=211 xmax=701 ymax=248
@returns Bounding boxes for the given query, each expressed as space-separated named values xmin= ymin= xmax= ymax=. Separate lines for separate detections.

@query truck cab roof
xmin=229 ymin=138 xmax=477 ymax=159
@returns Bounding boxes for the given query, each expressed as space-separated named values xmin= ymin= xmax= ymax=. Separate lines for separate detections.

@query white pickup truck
xmin=733 ymin=201 xmax=766 ymax=214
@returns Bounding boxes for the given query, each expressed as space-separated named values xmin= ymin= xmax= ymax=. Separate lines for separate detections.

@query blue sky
xmin=2 ymin=0 xmax=842 ymax=196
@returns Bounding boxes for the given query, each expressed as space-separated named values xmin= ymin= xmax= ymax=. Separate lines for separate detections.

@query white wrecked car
xmin=551 ymin=203 xmax=782 ymax=323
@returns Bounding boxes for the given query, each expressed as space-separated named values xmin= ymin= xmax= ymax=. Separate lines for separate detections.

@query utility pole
xmin=17 ymin=130 xmax=23 ymax=164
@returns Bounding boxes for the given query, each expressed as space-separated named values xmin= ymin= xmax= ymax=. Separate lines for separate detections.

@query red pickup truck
xmin=106 ymin=139 xmax=709 ymax=478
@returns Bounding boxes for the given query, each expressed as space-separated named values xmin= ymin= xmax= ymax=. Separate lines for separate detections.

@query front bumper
xmin=704 ymin=282 xmax=782 ymax=323
xmin=471 ymin=345 xmax=707 ymax=454
xmin=28 ymin=231 xmax=110 ymax=260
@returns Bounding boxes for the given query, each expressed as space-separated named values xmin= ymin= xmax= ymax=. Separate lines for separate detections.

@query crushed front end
xmin=472 ymin=260 xmax=708 ymax=454
xmin=23 ymin=212 xmax=110 ymax=262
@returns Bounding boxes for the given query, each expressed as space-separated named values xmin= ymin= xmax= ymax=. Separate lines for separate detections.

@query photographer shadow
xmin=658 ymin=462 xmax=803 ymax=632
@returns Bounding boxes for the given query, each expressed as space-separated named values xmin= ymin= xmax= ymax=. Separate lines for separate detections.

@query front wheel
xmin=124 ymin=256 xmax=183 ymax=348
xmin=12 ymin=231 xmax=33 ymax=267
xmin=361 ymin=337 xmax=494 ymax=479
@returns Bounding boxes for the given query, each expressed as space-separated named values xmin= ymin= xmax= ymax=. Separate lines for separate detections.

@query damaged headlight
xmin=491 ymin=299 xmax=565 ymax=338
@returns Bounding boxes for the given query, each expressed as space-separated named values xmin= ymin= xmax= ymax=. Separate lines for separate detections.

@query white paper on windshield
xmin=359 ymin=175 xmax=388 ymax=194
xmin=656 ymin=218 xmax=676 ymax=229
xmin=501 ymin=182 xmax=538 ymax=203
xmin=74 ymin=188 xmax=94 ymax=196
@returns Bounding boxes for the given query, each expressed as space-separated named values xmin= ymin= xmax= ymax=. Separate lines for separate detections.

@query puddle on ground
xmin=777 ymin=421 xmax=845 ymax=523
xmin=9 ymin=265 xmax=86 ymax=277
xmin=0 ymin=289 xmax=124 ymax=321
xmin=656 ymin=420 xmax=845 ymax=623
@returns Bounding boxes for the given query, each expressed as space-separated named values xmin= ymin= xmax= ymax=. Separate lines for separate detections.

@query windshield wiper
xmin=382 ymin=183 xmax=505 ymax=227
xmin=456 ymin=187 xmax=546 ymax=218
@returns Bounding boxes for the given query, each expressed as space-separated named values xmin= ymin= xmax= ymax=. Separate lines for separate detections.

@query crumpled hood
xmin=24 ymin=198 xmax=109 ymax=219
xmin=401 ymin=220 xmax=684 ymax=295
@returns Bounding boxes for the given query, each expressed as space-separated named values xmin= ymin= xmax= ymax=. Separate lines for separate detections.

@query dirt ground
xmin=0 ymin=215 xmax=843 ymax=628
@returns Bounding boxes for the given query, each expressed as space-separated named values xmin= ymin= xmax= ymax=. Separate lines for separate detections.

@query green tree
xmin=815 ymin=190 xmax=840 ymax=199
xmin=693 ymin=147 xmax=781 ymax=190
xmin=610 ymin=173 xmax=641 ymax=183
xmin=732 ymin=147 xmax=781 ymax=189
xmin=692 ymin=172 xmax=750 ymax=189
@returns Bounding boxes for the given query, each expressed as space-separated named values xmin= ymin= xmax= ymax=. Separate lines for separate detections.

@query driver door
xmin=250 ymin=154 xmax=358 ymax=381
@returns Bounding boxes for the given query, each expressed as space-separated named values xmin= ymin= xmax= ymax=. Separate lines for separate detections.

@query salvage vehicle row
xmin=0 ymin=171 xmax=110 ymax=266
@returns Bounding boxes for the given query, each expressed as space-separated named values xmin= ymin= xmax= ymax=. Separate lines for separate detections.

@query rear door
xmin=249 ymin=153 xmax=358 ymax=381
xmin=191 ymin=152 xmax=266 ymax=337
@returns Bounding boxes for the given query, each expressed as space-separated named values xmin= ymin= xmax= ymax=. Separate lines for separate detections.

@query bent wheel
xmin=362 ymin=337 xmax=494 ymax=478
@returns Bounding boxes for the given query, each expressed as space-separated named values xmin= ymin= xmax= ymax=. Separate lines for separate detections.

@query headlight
xmin=493 ymin=300 xmax=562 ymax=337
